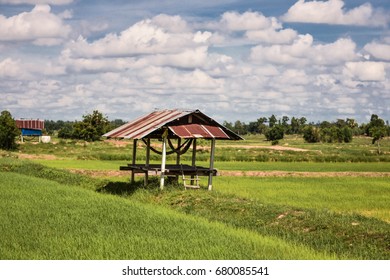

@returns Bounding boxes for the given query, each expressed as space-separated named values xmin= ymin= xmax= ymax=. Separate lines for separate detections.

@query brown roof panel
xmin=202 ymin=125 xmax=230 ymax=139
xmin=103 ymin=109 xmax=243 ymax=140
xmin=16 ymin=119 xmax=44 ymax=130
xmin=103 ymin=109 xmax=190 ymax=139
xmin=169 ymin=124 xmax=230 ymax=139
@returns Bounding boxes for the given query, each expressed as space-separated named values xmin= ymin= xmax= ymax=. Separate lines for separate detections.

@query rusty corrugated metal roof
xmin=16 ymin=119 xmax=44 ymax=130
xmin=169 ymin=124 xmax=230 ymax=139
xmin=103 ymin=109 xmax=243 ymax=140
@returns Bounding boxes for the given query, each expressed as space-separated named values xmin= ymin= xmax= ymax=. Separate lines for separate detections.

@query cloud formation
xmin=0 ymin=1 xmax=389 ymax=123
xmin=0 ymin=0 xmax=73 ymax=4
xmin=0 ymin=5 xmax=71 ymax=45
xmin=282 ymin=0 xmax=389 ymax=27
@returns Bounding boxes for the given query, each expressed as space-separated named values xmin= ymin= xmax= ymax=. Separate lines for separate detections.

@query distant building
xmin=16 ymin=119 xmax=45 ymax=142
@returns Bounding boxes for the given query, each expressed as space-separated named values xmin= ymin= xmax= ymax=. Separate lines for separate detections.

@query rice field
xmin=0 ymin=171 xmax=333 ymax=260
xmin=1 ymin=135 xmax=389 ymax=260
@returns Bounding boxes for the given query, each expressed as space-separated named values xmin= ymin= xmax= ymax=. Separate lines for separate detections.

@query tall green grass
xmin=213 ymin=176 xmax=390 ymax=222
xmin=1 ymin=158 xmax=389 ymax=260
xmin=136 ymin=188 xmax=390 ymax=260
xmin=0 ymin=172 xmax=331 ymax=260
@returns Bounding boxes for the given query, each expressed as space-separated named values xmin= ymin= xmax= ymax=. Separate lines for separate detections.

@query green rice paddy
xmin=1 ymin=135 xmax=389 ymax=260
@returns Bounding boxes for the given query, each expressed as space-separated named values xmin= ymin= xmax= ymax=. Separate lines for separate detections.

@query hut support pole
xmin=160 ymin=130 xmax=168 ymax=190
xmin=191 ymin=139 xmax=197 ymax=184
xmin=208 ymin=138 xmax=216 ymax=191
xmin=131 ymin=139 xmax=137 ymax=184
xmin=176 ymin=138 xmax=181 ymax=183
xmin=191 ymin=139 xmax=197 ymax=167
xmin=144 ymin=137 xmax=150 ymax=186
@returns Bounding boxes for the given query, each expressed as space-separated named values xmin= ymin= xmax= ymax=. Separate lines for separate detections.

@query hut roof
xmin=103 ymin=109 xmax=243 ymax=140
xmin=16 ymin=119 xmax=44 ymax=131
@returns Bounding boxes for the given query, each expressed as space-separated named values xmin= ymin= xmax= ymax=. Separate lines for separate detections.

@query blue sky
xmin=1 ymin=0 xmax=389 ymax=124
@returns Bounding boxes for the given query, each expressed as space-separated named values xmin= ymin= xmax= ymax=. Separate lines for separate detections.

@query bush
xmin=0 ymin=111 xmax=19 ymax=150
xmin=265 ymin=125 xmax=284 ymax=142
xmin=303 ymin=125 xmax=353 ymax=143
xmin=302 ymin=126 xmax=321 ymax=143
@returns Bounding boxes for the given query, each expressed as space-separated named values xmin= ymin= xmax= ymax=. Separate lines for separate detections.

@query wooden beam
xmin=208 ymin=138 xmax=216 ymax=191
xmin=175 ymin=138 xmax=181 ymax=183
xmin=191 ymin=138 xmax=197 ymax=167
xmin=144 ymin=137 xmax=150 ymax=186
xmin=160 ymin=130 xmax=168 ymax=190
xmin=191 ymin=138 xmax=197 ymax=185
xmin=131 ymin=139 xmax=137 ymax=184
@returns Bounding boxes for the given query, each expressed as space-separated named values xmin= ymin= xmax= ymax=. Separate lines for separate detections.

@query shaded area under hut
xmin=103 ymin=109 xmax=243 ymax=190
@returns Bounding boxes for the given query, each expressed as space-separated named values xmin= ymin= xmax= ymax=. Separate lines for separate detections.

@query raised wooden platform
xmin=119 ymin=163 xmax=217 ymax=176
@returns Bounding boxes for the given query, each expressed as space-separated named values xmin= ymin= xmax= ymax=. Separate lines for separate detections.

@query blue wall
xmin=21 ymin=129 xmax=42 ymax=136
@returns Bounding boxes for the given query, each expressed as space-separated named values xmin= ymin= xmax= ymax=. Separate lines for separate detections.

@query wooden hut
xmin=103 ymin=109 xmax=243 ymax=190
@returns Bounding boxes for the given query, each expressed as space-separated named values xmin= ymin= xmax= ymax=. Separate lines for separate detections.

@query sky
xmin=0 ymin=0 xmax=389 ymax=124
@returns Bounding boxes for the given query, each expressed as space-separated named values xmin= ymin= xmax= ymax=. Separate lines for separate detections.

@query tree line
xmin=224 ymin=114 xmax=390 ymax=146
xmin=0 ymin=110 xmax=389 ymax=151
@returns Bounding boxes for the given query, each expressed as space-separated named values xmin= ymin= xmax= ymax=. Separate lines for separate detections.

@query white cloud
xmin=206 ymin=11 xmax=298 ymax=45
xmin=0 ymin=58 xmax=25 ymax=78
xmin=220 ymin=11 xmax=274 ymax=31
xmin=250 ymin=36 xmax=357 ymax=66
xmin=364 ymin=41 xmax=390 ymax=61
xmin=246 ymin=27 xmax=298 ymax=44
xmin=64 ymin=15 xmax=211 ymax=59
xmin=0 ymin=0 xmax=73 ymax=4
xmin=0 ymin=5 xmax=71 ymax=45
xmin=1 ymin=9 xmax=389 ymax=123
xmin=344 ymin=61 xmax=386 ymax=81
xmin=282 ymin=0 xmax=389 ymax=27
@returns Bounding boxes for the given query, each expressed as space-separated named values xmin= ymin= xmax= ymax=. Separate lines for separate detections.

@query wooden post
xmin=176 ymin=138 xmax=181 ymax=183
xmin=208 ymin=138 xmax=216 ymax=191
xmin=160 ymin=130 xmax=168 ymax=190
xmin=131 ymin=139 xmax=137 ymax=184
xmin=191 ymin=138 xmax=197 ymax=167
xmin=144 ymin=137 xmax=150 ymax=186
xmin=191 ymin=138 xmax=197 ymax=184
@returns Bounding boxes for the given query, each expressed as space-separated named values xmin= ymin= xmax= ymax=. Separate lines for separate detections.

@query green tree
xmin=268 ymin=114 xmax=277 ymax=128
xmin=233 ymin=120 xmax=246 ymax=135
xmin=72 ymin=110 xmax=110 ymax=141
xmin=257 ymin=117 xmax=268 ymax=134
xmin=302 ymin=126 xmax=321 ymax=143
xmin=0 ymin=110 xmax=19 ymax=150
xmin=342 ymin=126 xmax=353 ymax=143
xmin=290 ymin=117 xmax=299 ymax=134
xmin=366 ymin=114 xmax=387 ymax=153
xmin=265 ymin=125 xmax=284 ymax=145
xmin=58 ymin=122 xmax=75 ymax=139
xmin=281 ymin=116 xmax=290 ymax=133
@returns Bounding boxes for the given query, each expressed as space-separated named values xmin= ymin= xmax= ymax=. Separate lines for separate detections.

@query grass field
xmin=213 ymin=176 xmax=390 ymax=222
xmin=14 ymin=135 xmax=390 ymax=163
xmin=0 ymin=170 xmax=333 ymax=260
xmin=1 ymin=135 xmax=389 ymax=260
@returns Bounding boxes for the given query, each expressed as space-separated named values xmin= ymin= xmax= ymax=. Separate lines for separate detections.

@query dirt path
xmin=218 ymin=145 xmax=310 ymax=152
xmin=69 ymin=169 xmax=390 ymax=178
xmin=219 ymin=170 xmax=390 ymax=177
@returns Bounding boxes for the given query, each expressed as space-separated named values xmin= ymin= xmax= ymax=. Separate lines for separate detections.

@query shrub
xmin=265 ymin=125 xmax=284 ymax=142
xmin=0 ymin=110 xmax=19 ymax=150
xmin=302 ymin=126 xmax=320 ymax=143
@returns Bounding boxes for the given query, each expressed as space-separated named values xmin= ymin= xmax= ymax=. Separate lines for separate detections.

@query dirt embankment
xmin=218 ymin=170 xmax=390 ymax=177
xmin=68 ymin=169 xmax=390 ymax=178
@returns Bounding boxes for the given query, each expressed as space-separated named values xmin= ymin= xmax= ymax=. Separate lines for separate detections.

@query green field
xmin=213 ymin=176 xmax=390 ymax=222
xmin=1 ymin=135 xmax=389 ymax=260
xmin=0 ymin=170 xmax=333 ymax=260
